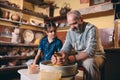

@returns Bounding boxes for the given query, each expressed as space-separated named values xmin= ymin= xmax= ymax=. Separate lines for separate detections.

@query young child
xmin=33 ymin=22 xmax=63 ymax=65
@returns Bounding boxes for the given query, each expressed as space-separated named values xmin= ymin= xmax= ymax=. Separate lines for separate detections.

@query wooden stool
xmin=76 ymin=66 xmax=105 ymax=80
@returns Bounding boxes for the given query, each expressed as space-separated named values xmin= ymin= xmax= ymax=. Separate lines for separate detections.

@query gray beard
xmin=74 ymin=28 xmax=81 ymax=33
xmin=74 ymin=24 xmax=83 ymax=33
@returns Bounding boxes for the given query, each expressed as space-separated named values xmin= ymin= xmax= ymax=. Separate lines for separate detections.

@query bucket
xmin=40 ymin=69 xmax=62 ymax=80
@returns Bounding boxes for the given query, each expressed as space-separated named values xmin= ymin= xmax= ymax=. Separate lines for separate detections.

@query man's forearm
xmin=75 ymin=51 xmax=90 ymax=61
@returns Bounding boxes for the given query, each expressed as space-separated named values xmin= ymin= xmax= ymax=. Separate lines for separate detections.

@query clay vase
xmin=3 ymin=11 xmax=10 ymax=19
xmin=59 ymin=3 xmax=71 ymax=16
xmin=11 ymin=13 xmax=20 ymax=21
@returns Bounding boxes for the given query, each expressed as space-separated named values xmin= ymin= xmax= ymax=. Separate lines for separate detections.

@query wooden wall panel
xmin=57 ymin=31 xmax=67 ymax=44
xmin=99 ymin=28 xmax=114 ymax=49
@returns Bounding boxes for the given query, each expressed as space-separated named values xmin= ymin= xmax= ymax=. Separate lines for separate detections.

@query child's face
xmin=47 ymin=27 xmax=56 ymax=38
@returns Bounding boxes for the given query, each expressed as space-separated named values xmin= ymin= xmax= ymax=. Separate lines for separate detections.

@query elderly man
xmin=51 ymin=10 xmax=105 ymax=80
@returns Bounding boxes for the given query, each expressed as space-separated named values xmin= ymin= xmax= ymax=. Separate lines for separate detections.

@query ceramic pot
xmin=2 ymin=10 xmax=10 ymax=19
xmin=27 ymin=65 xmax=39 ymax=74
xmin=59 ymin=3 xmax=71 ymax=16
xmin=11 ymin=13 xmax=20 ymax=21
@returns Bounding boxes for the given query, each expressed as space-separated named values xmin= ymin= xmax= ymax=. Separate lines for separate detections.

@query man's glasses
xmin=68 ymin=21 xmax=78 ymax=26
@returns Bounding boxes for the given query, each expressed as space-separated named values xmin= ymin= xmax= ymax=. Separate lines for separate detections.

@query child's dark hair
xmin=44 ymin=21 xmax=57 ymax=31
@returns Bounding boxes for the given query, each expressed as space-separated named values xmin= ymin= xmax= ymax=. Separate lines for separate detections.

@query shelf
xmin=25 ymin=0 xmax=45 ymax=5
xmin=0 ymin=18 xmax=21 ymax=24
xmin=22 ymin=22 xmax=44 ymax=29
xmin=0 ymin=65 xmax=27 ymax=73
xmin=0 ymin=3 xmax=21 ymax=12
xmin=0 ymin=41 xmax=38 ymax=47
xmin=79 ymin=2 xmax=113 ymax=15
xmin=0 ymin=35 xmax=12 ymax=38
xmin=0 ymin=55 xmax=35 ymax=60
xmin=45 ymin=15 xmax=67 ymax=22
xmin=0 ymin=18 xmax=45 ymax=30
xmin=22 ymin=9 xmax=48 ymax=19
xmin=0 ymin=3 xmax=48 ymax=19
xmin=25 ymin=0 xmax=58 ymax=9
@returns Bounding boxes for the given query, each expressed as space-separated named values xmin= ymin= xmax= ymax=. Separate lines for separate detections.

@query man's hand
xmin=51 ymin=52 xmax=68 ymax=66
xmin=68 ymin=55 xmax=76 ymax=64
xmin=51 ymin=54 xmax=57 ymax=65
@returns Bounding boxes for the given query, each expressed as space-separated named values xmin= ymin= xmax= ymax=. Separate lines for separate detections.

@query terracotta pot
xmin=11 ymin=13 xmax=20 ymax=21
xmin=27 ymin=64 xmax=39 ymax=74
xmin=59 ymin=3 xmax=71 ymax=16
xmin=2 ymin=10 xmax=10 ymax=19
xmin=5 ymin=11 xmax=10 ymax=19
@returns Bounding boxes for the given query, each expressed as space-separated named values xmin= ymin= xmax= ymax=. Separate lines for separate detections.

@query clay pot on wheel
xmin=11 ymin=13 xmax=20 ymax=21
xmin=54 ymin=53 xmax=67 ymax=66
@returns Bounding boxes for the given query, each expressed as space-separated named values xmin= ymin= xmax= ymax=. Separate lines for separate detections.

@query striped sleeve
xmin=82 ymin=26 xmax=97 ymax=57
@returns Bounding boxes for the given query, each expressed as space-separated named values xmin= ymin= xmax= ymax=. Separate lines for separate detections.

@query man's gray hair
xmin=67 ymin=10 xmax=82 ymax=19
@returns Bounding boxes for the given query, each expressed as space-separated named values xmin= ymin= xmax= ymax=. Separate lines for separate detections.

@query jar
xmin=3 ymin=11 xmax=10 ymax=19
xmin=11 ymin=13 xmax=20 ymax=21
xmin=59 ymin=3 xmax=71 ymax=16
